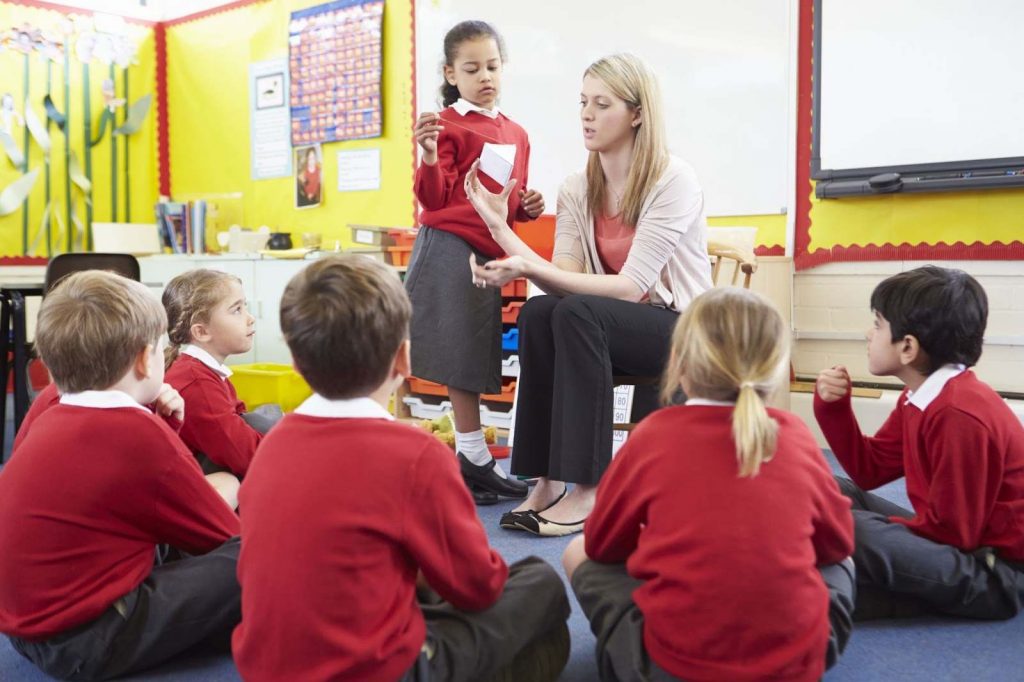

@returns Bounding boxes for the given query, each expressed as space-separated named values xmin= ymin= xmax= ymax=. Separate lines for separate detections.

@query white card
xmin=478 ymin=143 xmax=516 ymax=186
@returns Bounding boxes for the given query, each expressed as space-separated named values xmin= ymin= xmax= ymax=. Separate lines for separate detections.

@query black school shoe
xmin=458 ymin=453 xmax=528 ymax=499
xmin=470 ymin=484 xmax=500 ymax=506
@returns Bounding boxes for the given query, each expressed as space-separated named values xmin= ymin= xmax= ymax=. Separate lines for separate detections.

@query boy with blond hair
xmin=0 ymin=271 xmax=241 ymax=680
xmin=233 ymin=255 xmax=570 ymax=681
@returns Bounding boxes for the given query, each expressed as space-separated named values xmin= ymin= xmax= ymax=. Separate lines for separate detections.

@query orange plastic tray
xmin=386 ymin=246 xmax=413 ymax=266
xmin=501 ymin=301 xmax=524 ymax=324
xmin=501 ymin=278 xmax=528 ymax=299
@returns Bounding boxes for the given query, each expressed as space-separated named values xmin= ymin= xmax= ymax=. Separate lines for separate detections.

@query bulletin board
xmin=288 ymin=0 xmax=383 ymax=146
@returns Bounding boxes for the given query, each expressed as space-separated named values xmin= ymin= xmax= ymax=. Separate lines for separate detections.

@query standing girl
xmin=562 ymin=287 xmax=856 ymax=681
xmin=163 ymin=269 xmax=281 ymax=478
xmin=409 ymin=20 xmax=544 ymax=503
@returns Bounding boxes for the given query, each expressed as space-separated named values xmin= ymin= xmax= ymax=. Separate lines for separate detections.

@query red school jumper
xmin=586 ymin=406 xmax=854 ymax=682
xmin=233 ymin=404 xmax=508 ymax=681
xmin=165 ymin=353 xmax=261 ymax=477
xmin=414 ymin=106 xmax=534 ymax=258
xmin=0 ymin=399 xmax=239 ymax=640
xmin=814 ymin=370 xmax=1024 ymax=561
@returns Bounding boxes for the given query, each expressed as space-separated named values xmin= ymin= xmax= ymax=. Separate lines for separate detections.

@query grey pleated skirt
xmin=404 ymin=226 xmax=502 ymax=394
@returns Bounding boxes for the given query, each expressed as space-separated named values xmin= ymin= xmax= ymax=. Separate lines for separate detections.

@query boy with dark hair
xmin=233 ymin=254 xmax=570 ymax=681
xmin=815 ymin=265 xmax=1024 ymax=619
xmin=0 ymin=271 xmax=241 ymax=680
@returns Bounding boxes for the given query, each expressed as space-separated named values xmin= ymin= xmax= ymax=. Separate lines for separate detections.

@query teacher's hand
xmin=469 ymin=253 xmax=528 ymax=289
xmin=464 ymin=160 xmax=516 ymax=235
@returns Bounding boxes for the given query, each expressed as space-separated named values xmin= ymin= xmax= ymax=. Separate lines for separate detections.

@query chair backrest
xmin=708 ymin=242 xmax=757 ymax=289
xmin=44 ymin=253 xmax=141 ymax=295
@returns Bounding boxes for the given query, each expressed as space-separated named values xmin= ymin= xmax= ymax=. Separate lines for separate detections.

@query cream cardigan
xmin=552 ymin=156 xmax=713 ymax=313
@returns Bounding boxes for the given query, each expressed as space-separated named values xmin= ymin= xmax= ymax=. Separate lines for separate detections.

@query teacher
xmin=465 ymin=53 xmax=713 ymax=536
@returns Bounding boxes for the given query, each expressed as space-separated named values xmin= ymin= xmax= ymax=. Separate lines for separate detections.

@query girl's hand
xmin=414 ymin=112 xmax=443 ymax=163
xmin=519 ymin=189 xmax=545 ymax=218
xmin=469 ymin=253 xmax=528 ymax=288
xmin=464 ymin=160 xmax=517 ymax=232
xmin=154 ymin=383 xmax=186 ymax=423
xmin=816 ymin=366 xmax=851 ymax=403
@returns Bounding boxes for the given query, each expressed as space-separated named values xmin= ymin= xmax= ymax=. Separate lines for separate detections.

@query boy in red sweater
xmin=0 ymin=271 xmax=241 ymax=680
xmin=233 ymin=254 xmax=569 ymax=682
xmin=815 ymin=266 xmax=1024 ymax=619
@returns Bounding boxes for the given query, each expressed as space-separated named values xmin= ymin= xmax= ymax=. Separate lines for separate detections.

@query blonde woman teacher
xmin=466 ymin=53 xmax=713 ymax=536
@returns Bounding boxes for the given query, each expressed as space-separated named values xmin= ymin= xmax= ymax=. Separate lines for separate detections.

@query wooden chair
xmin=611 ymin=243 xmax=758 ymax=432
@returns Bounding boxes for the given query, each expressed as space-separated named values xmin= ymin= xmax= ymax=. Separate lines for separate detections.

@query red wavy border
xmin=164 ymin=1 xmax=269 ymax=27
xmin=793 ymin=0 xmax=1024 ymax=270
xmin=756 ymin=245 xmax=786 ymax=257
xmin=155 ymin=22 xmax=170 ymax=198
xmin=409 ymin=0 xmax=419 ymax=225
xmin=0 ymin=256 xmax=47 ymax=265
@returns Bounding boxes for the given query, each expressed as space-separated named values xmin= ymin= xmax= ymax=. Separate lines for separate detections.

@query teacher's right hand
xmin=464 ymin=160 xmax=517 ymax=236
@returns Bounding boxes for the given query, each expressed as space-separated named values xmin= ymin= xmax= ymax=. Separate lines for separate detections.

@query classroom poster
xmin=288 ymin=0 xmax=384 ymax=146
xmin=250 ymin=59 xmax=293 ymax=180
xmin=295 ymin=143 xmax=323 ymax=209
xmin=336 ymin=148 xmax=381 ymax=191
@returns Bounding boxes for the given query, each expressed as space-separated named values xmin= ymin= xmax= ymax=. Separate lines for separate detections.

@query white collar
xmin=685 ymin=398 xmax=735 ymax=407
xmin=451 ymin=98 xmax=501 ymax=119
xmin=182 ymin=344 xmax=232 ymax=379
xmin=60 ymin=390 xmax=150 ymax=412
xmin=294 ymin=394 xmax=395 ymax=420
xmin=906 ymin=364 xmax=966 ymax=411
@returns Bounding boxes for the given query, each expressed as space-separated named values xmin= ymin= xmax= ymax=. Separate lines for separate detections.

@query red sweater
xmin=165 ymin=354 xmax=260 ymax=477
xmin=12 ymin=382 xmax=60 ymax=452
xmin=0 ymin=405 xmax=239 ymax=640
xmin=586 ymin=406 xmax=853 ymax=682
xmin=414 ymin=107 xmax=534 ymax=257
xmin=814 ymin=371 xmax=1024 ymax=561
xmin=233 ymin=415 xmax=508 ymax=682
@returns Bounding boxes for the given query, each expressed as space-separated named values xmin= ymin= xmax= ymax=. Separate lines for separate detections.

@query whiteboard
xmin=818 ymin=0 xmax=1024 ymax=172
xmin=415 ymin=0 xmax=792 ymax=217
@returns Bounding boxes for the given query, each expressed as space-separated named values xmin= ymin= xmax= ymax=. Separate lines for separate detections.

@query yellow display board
xmin=166 ymin=0 xmax=415 ymax=249
xmin=0 ymin=3 xmax=157 ymax=257
xmin=806 ymin=184 xmax=1024 ymax=253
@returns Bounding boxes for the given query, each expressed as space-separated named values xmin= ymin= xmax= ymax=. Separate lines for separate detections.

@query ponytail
xmin=662 ymin=287 xmax=787 ymax=478
xmin=732 ymin=381 xmax=778 ymax=478
xmin=164 ymin=342 xmax=182 ymax=370
xmin=439 ymin=81 xmax=461 ymax=108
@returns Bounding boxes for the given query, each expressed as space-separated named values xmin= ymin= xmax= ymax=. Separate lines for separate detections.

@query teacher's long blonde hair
xmin=661 ymin=288 xmax=789 ymax=477
xmin=584 ymin=53 xmax=669 ymax=228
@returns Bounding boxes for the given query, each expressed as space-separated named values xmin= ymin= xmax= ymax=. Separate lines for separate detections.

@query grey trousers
xmin=837 ymin=477 xmax=1024 ymax=620
xmin=571 ymin=559 xmax=855 ymax=682
xmin=401 ymin=556 xmax=571 ymax=682
xmin=10 ymin=537 xmax=241 ymax=681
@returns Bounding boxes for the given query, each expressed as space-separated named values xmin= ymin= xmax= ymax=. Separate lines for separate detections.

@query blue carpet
xmin=2 ymin=437 xmax=1023 ymax=680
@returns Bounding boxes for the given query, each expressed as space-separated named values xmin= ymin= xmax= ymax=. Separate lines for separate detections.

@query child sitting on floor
xmin=815 ymin=265 xmax=1024 ymax=620
xmin=233 ymin=254 xmax=570 ymax=681
xmin=564 ymin=287 xmax=856 ymax=681
xmin=0 ymin=271 xmax=242 ymax=681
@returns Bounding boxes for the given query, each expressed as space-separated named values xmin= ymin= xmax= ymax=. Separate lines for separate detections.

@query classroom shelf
xmin=501 ymin=301 xmax=524 ymax=325
xmin=406 ymin=376 xmax=516 ymax=404
xmin=500 ymin=278 xmax=528 ymax=298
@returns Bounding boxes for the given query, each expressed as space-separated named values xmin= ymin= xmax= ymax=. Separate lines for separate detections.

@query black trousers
xmin=838 ymin=477 xmax=1024 ymax=620
xmin=10 ymin=537 xmax=241 ymax=681
xmin=401 ymin=556 xmax=571 ymax=682
xmin=571 ymin=559 xmax=855 ymax=682
xmin=511 ymin=295 xmax=679 ymax=485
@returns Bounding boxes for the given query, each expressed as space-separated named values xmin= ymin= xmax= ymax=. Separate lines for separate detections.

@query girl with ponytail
xmin=562 ymin=287 xmax=858 ymax=682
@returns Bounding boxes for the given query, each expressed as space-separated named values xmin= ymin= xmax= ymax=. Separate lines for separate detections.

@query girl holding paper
xmin=466 ymin=54 xmax=713 ymax=535
xmin=409 ymin=20 xmax=543 ymax=504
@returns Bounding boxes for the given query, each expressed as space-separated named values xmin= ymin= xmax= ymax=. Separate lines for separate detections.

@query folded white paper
xmin=479 ymin=143 xmax=516 ymax=186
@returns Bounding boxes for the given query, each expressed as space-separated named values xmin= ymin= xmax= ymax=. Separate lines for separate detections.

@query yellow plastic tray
xmin=230 ymin=363 xmax=312 ymax=413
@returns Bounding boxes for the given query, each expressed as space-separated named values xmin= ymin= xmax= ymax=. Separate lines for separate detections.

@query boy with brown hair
xmin=0 ymin=271 xmax=242 ymax=680
xmin=815 ymin=265 xmax=1024 ymax=620
xmin=233 ymin=254 xmax=570 ymax=682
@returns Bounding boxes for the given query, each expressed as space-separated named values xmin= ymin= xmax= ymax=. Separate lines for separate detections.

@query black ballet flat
xmin=499 ymin=487 xmax=568 ymax=530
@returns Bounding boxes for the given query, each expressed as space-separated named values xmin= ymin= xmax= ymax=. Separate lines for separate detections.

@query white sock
xmin=456 ymin=429 xmax=507 ymax=478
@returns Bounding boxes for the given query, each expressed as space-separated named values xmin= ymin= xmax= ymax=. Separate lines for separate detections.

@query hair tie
xmin=740 ymin=381 xmax=756 ymax=390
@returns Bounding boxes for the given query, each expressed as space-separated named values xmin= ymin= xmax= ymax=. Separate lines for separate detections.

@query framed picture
xmin=255 ymin=73 xmax=285 ymax=110
xmin=295 ymin=143 xmax=322 ymax=209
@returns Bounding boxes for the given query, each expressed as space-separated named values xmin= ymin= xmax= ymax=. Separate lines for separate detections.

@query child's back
xmin=587 ymin=405 xmax=851 ymax=681
xmin=0 ymin=402 xmax=237 ymax=640
xmin=235 ymin=411 xmax=506 ymax=680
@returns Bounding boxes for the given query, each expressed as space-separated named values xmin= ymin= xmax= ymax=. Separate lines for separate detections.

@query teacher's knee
xmin=551 ymin=294 xmax=601 ymax=332
xmin=519 ymin=294 xmax=561 ymax=328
